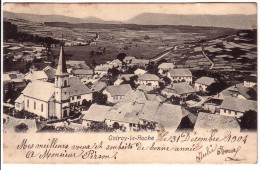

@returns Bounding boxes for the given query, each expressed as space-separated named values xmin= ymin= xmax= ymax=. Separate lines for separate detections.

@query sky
xmin=3 ymin=3 xmax=257 ymax=21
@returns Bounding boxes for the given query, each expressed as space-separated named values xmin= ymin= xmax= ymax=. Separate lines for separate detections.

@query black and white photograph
xmin=1 ymin=1 xmax=258 ymax=165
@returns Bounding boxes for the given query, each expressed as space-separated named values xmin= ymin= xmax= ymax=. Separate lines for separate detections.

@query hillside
xmin=3 ymin=11 xmax=105 ymax=24
xmin=126 ymin=13 xmax=257 ymax=29
xmin=4 ymin=11 xmax=257 ymax=29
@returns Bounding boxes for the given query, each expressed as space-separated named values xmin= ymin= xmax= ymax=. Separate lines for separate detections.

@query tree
xmin=93 ymin=92 xmax=108 ymax=105
xmin=128 ymin=75 xmax=138 ymax=89
xmin=207 ymin=81 xmax=228 ymax=95
xmin=169 ymin=95 xmax=181 ymax=105
xmin=108 ymin=67 xmax=120 ymax=78
xmin=15 ymin=123 xmax=28 ymax=133
xmin=90 ymin=50 xmax=95 ymax=56
xmin=240 ymin=110 xmax=257 ymax=131
xmin=146 ymin=62 xmax=158 ymax=74
xmin=117 ymin=53 xmax=126 ymax=62
xmin=157 ymin=59 xmax=167 ymax=66
xmin=144 ymin=35 xmax=150 ymax=40
xmin=92 ymin=60 xmax=97 ymax=67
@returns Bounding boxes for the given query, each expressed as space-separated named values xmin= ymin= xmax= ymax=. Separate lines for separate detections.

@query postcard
xmin=2 ymin=2 xmax=258 ymax=164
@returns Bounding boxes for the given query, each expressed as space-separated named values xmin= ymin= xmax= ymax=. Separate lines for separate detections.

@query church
xmin=15 ymin=44 xmax=92 ymax=119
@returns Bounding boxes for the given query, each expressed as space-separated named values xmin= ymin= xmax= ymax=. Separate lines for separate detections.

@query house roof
xmin=144 ymin=93 xmax=166 ymax=102
xmin=169 ymin=69 xmax=192 ymax=77
xmin=138 ymin=74 xmax=160 ymax=81
xmin=118 ymin=74 xmax=135 ymax=81
xmin=93 ymin=81 xmax=107 ymax=92
xmin=25 ymin=71 xmax=49 ymax=81
xmin=69 ymin=77 xmax=92 ymax=96
xmin=194 ymin=112 xmax=240 ymax=131
xmin=195 ymin=77 xmax=215 ymax=86
xmin=82 ymin=104 xmax=111 ymax=122
xmin=15 ymin=94 xmax=24 ymax=103
xmin=134 ymin=68 xmax=147 ymax=75
xmin=72 ymin=69 xmax=93 ymax=75
xmin=66 ymin=60 xmax=86 ymax=67
xmin=110 ymin=59 xmax=122 ymax=65
xmin=165 ymin=82 xmax=195 ymax=95
xmin=139 ymin=101 xmax=160 ymax=121
xmin=220 ymin=97 xmax=257 ymax=113
xmin=221 ymin=83 xmax=252 ymax=99
xmin=95 ymin=65 xmax=109 ymax=71
xmin=123 ymin=90 xmax=147 ymax=103
xmin=137 ymin=84 xmax=154 ymax=92
xmin=22 ymin=81 xmax=54 ymax=102
xmin=74 ymin=63 xmax=90 ymax=69
xmin=124 ymin=56 xmax=136 ymax=61
xmin=158 ymin=63 xmax=175 ymax=69
xmin=131 ymin=59 xmax=150 ymax=65
xmin=3 ymin=74 xmax=11 ymax=81
xmin=156 ymin=103 xmax=183 ymax=131
xmin=43 ymin=66 xmax=56 ymax=79
xmin=244 ymin=75 xmax=257 ymax=83
xmin=105 ymin=84 xmax=132 ymax=96
xmin=106 ymin=102 xmax=144 ymax=123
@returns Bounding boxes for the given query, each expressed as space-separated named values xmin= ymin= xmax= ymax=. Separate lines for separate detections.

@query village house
xmin=244 ymin=74 xmax=257 ymax=88
xmin=113 ymin=78 xmax=124 ymax=86
xmin=219 ymin=97 xmax=257 ymax=118
xmin=14 ymin=95 xmax=24 ymax=111
xmin=194 ymin=77 xmax=215 ymax=92
xmin=14 ymin=45 xmax=92 ymax=119
xmin=94 ymin=64 xmax=109 ymax=77
xmin=93 ymin=81 xmax=107 ymax=92
xmin=24 ymin=66 xmax=56 ymax=82
xmin=66 ymin=60 xmax=88 ymax=69
xmin=167 ymin=69 xmax=192 ymax=84
xmin=103 ymin=84 xmax=132 ymax=103
xmin=136 ymin=84 xmax=154 ymax=93
xmin=194 ymin=112 xmax=240 ymax=132
xmin=134 ymin=68 xmax=147 ymax=75
xmin=105 ymin=102 xmax=144 ymax=132
xmin=220 ymin=83 xmax=255 ymax=100
xmin=161 ymin=82 xmax=195 ymax=99
xmin=137 ymin=74 xmax=160 ymax=88
xmin=117 ymin=74 xmax=135 ymax=82
xmin=82 ymin=104 xmax=112 ymax=126
xmin=123 ymin=56 xmax=136 ymax=64
xmin=71 ymin=69 xmax=94 ymax=80
xmin=158 ymin=63 xmax=175 ymax=74
xmin=69 ymin=77 xmax=92 ymax=108
xmin=108 ymin=59 xmax=122 ymax=69
xmin=128 ymin=58 xmax=150 ymax=67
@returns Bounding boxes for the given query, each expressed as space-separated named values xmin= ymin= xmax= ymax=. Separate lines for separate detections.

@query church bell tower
xmin=54 ymin=41 xmax=70 ymax=119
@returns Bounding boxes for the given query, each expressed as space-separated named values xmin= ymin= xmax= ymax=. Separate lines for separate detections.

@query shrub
xmin=14 ymin=123 xmax=28 ymax=133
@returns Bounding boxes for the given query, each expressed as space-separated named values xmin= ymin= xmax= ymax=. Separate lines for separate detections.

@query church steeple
xmin=55 ymin=37 xmax=68 ymax=76
xmin=54 ymin=36 xmax=70 ymax=119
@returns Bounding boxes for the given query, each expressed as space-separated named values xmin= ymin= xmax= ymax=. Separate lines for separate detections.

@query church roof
xmin=55 ymin=45 xmax=68 ymax=76
xmin=22 ymin=81 xmax=55 ymax=102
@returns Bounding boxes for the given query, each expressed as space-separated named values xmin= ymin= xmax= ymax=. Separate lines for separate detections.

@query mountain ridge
xmin=4 ymin=11 xmax=257 ymax=29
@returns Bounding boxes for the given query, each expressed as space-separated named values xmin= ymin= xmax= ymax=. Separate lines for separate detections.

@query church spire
xmin=55 ymin=36 xmax=68 ymax=76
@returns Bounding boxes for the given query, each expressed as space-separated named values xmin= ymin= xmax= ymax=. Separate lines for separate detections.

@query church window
xmin=72 ymin=96 xmax=74 ymax=100
xmin=64 ymin=80 xmax=67 ymax=86
xmin=34 ymin=101 xmax=36 ymax=110
xmin=27 ymin=99 xmax=29 ymax=107
xmin=77 ymin=96 xmax=81 ymax=99
xmin=41 ymin=104 xmax=43 ymax=112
